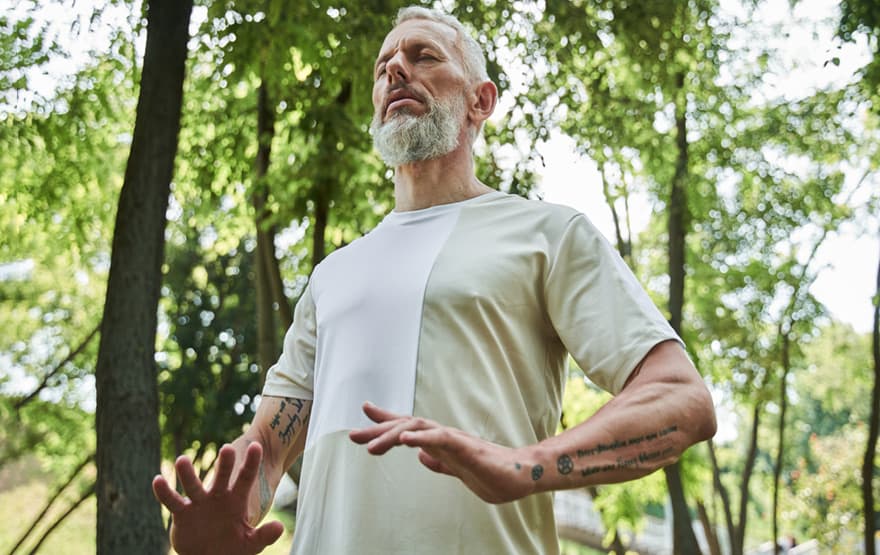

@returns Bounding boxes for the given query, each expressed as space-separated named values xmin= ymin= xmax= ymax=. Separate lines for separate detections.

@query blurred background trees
xmin=1 ymin=0 xmax=878 ymax=553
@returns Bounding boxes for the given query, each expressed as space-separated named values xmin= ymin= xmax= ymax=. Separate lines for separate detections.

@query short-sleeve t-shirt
xmin=262 ymin=190 xmax=680 ymax=554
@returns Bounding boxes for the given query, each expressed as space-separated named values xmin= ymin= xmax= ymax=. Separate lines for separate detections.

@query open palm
xmin=152 ymin=443 xmax=284 ymax=555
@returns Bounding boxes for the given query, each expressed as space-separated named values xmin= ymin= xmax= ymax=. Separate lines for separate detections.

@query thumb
xmin=252 ymin=520 xmax=285 ymax=550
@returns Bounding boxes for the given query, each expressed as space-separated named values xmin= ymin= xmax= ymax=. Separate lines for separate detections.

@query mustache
xmin=385 ymin=84 xmax=427 ymax=110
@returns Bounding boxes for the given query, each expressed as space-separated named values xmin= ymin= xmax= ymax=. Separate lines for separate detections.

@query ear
xmin=468 ymin=80 xmax=498 ymax=128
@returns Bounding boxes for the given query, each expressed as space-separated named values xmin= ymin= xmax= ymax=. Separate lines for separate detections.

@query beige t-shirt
xmin=263 ymin=191 xmax=680 ymax=554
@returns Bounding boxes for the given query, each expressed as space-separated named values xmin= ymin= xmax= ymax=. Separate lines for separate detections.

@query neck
xmin=392 ymin=140 xmax=492 ymax=212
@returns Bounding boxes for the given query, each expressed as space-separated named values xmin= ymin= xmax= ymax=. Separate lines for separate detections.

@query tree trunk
xmin=664 ymin=69 xmax=702 ymax=555
xmin=772 ymin=333 xmax=791 ymax=555
xmin=253 ymin=78 xmax=279 ymax=379
xmin=664 ymin=463 xmax=700 ymax=554
xmin=608 ymin=530 xmax=626 ymax=555
xmin=697 ymin=499 xmax=722 ymax=555
xmin=707 ymin=440 xmax=736 ymax=555
xmin=94 ymin=1 xmax=192 ymax=553
xmin=734 ymin=401 xmax=762 ymax=555
xmin=863 ymin=241 xmax=880 ymax=555
xmin=310 ymin=81 xmax=352 ymax=270
xmin=599 ymin=161 xmax=631 ymax=265
xmin=311 ymin=185 xmax=329 ymax=268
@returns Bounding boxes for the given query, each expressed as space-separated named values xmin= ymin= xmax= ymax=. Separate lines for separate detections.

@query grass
xmin=2 ymin=480 xmax=97 ymax=554
xmin=0 ymin=464 xmax=297 ymax=555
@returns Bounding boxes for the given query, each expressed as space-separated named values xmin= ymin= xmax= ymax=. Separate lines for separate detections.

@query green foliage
xmin=157 ymin=222 xmax=263 ymax=459
xmin=1 ymin=0 xmax=878 ymax=551
xmin=784 ymin=424 xmax=870 ymax=549
xmin=0 ymin=397 xmax=94 ymax=473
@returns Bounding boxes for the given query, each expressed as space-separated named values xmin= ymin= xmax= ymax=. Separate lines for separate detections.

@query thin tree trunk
xmin=311 ymin=183 xmax=329 ymax=268
xmin=665 ymin=463 xmax=700 ymax=554
xmin=94 ymin=1 xmax=192 ymax=553
xmin=667 ymin=75 xmax=688 ymax=337
xmin=7 ymin=453 xmax=94 ymax=555
xmin=863 ymin=241 xmax=880 ymax=555
xmin=586 ymin=486 xmax=626 ymax=554
xmin=265 ymin=231 xmax=293 ymax=329
xmin=697 ymin=499 xmax=722 ymax=555
xmin=253 ymin=78 xmax=279 ymax=379
xmin=772 ymin=333 xmax=791 ymax=555
xmin=310 ymin=81 xmax=352 ymax=270
xmin=608 ymin=530 xmax=626 ymax=555
xmin=664 ymin=69 xmax=702 ymax=555
xmin=707 ymin=439 xmax=736 ymax=555
xmin=26 ymin=483 xmax=96 ymax=555
xmin=599 ymin=161 xmax=630 ymax=264
xmin=734 ymin=401 xmax=762 ymax=555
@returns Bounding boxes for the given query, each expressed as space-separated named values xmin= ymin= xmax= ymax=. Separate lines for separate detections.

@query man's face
xmin=370 ymin=19 xmax=471 ymax=166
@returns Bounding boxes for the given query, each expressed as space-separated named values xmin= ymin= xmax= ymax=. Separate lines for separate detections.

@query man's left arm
xmin=349 ymin=339 xmax=716 ymax=504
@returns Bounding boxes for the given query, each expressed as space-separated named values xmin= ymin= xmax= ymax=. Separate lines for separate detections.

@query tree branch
xmin=13 ymin=323 xmax=100 ymax=411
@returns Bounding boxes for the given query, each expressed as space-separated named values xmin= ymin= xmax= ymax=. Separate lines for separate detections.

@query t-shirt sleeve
xmin=261 ymin=283 xmax=316 ymax=400
xmin=545 ymin=213 xmax=682 ymax=395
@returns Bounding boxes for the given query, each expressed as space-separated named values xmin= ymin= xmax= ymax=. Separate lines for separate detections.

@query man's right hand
xmin=152 ymin=442 xmax=284 ymax=555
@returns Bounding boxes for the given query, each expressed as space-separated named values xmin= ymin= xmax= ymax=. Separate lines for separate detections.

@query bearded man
xmin=153 ymin=6 xmax=717 ymax=555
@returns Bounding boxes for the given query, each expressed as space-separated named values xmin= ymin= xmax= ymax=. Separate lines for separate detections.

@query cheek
xmin=372 ymin=83 xmax=383 ymax=111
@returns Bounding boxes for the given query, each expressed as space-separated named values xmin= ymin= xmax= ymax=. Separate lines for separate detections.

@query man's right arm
xmin=230 ymin=395 xmax=312 ymax=525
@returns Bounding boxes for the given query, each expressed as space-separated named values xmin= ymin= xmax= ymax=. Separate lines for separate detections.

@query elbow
xmin=691 ymin=382 xmax=717 ymax=443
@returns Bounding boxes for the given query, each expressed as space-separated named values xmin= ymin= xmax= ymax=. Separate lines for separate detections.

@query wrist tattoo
xmin=557 ymin=454 xmax=573 ymax=475
xmin=531 ymin=464 xmax=544 ymax=481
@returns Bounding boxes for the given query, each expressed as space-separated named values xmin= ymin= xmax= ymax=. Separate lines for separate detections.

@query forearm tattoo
xmin=258 ymin=460 xmax=273 ymax=518
xmin=517 ymin=424 xmax=680 ymax=482
xmin=268 ymin=397 xmax=307 ymax=445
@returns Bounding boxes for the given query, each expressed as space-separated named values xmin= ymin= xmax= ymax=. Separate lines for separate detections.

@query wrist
xmin=517 ymin=443 xmax=550 ymax=496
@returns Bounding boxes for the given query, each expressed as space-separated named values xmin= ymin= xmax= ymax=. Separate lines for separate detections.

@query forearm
xmin=520 ymin=342 xmax=716 ymax=494
xmin=522 ymin=378 xmax=713 ymax=493
xmin=230 ymin=396 xmax=312 ymax=523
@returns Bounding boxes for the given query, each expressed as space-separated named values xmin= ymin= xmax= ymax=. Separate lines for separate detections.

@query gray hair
xmin=395 ymin=6 xmax=489 ymax=85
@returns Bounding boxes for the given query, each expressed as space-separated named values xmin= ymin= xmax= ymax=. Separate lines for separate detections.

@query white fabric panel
xmin=303 ymin=197 xmax=491 ymax=448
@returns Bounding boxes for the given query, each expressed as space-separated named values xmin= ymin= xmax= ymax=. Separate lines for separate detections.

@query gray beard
xmin=370 ymin=94 xmax=465 ymax=167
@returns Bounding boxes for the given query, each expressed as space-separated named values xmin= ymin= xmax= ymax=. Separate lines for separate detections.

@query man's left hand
xmin=349 ymin=402 xmax=537 ymax=504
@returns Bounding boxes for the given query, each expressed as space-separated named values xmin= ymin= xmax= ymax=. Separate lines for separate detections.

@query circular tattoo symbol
xmin=557 ymin=454 xmax=574 ymax=475
xmin=531 ymin=465 xmax=544 ymax=481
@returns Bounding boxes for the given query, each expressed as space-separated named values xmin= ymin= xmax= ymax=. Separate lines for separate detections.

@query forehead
xmin=377 ymin=18 xmax=460 ymax=59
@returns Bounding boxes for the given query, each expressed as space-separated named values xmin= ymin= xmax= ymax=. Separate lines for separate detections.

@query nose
xmin=385 ymin=51 xmax=409 ymax=83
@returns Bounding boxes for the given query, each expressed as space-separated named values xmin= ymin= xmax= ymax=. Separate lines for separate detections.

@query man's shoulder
xmin=474 ymin=191 xmax=587 ymax=236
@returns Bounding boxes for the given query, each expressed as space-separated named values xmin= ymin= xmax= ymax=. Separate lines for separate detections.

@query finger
xmin=152 ymin=475 xmax=188 ymax=513
xmin=251 ymin=520 xmax=285 ymax=551
xmin=366 ymin=417 xmax=435 ymax=455
xmin=417 ymin=449 xmax=455 ymax=476
xmin=209 ymin=444 xmax=236 ymax=493
xmin=175 ymin=455 xmax=207 ymax=502
xmin=361 ymin=401 xmax=403 ymax=424
xmin=231 ymin=442 xmax=263 ymax=499
xmin=399 ymin=427 xmax=455 ymax=450
xmin=349 ymin=419 xmax=402 ymax=444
